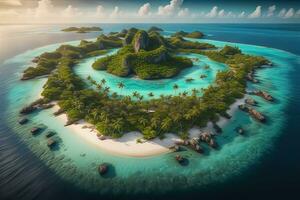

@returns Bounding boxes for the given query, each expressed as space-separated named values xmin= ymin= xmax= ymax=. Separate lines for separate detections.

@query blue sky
xmin=0 ymin=0 xmax=299 ymax=23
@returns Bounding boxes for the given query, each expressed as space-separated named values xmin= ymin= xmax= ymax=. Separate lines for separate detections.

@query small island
xmin=173 ymin=31 xmax=204 ymax=39
xmin=61 ymin=26 xmax=102 ymax=33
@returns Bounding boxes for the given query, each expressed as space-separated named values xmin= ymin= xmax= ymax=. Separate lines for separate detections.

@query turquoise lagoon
xmin=3 ymin=34 xmax=299 ymax=196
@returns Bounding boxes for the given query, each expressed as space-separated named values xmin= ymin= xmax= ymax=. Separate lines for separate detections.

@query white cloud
xmin=205 ymin=6 xmax=235 ymax=18
xmin=138 ymin=3 xmax=151 ymax=16
xmin=0 ymin=0 xmax=21 ymax=6
xmin=284 ymin=8 xmax=295 ymax=18
xmin=218 ymin=9 xmax=225 ymax=17
xmin=278 ymin=8 xmax=296 ymax=18
xmin=248 ymin=6 xmax=262 ymax=18
xmin=110 ymin=6 xmax=121 ymax=18
xmin=267 ymin=5 xmax=276 ymax=17
xmin=62 ymin=5 xmax=82 ymax=19
xmin=178 ymin=8 xmax=189 ymax=17
xmin=238 ymin=11 xmax=246 ymax=18
xmin=33 ymin=0 xmax=54 ymax=18
xmin=206 ymin=6 xmax=218 ymax=18
xmin=157 ymin=0 xmax=183 ymax=16
xmin=278 ymin=8 xmax=286 ymax=17
xmin=227 ymin=11 xmax=235 ymax=18
xmin=95 ymin=5 xmax=105 ymax=18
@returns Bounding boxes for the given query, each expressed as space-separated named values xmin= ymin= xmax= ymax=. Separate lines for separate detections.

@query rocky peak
xmin=134 ymin=31 xmax=149 ymax=53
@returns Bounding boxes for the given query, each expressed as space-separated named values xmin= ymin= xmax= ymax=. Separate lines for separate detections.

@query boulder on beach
xmin=245 ymin=98 xmax=257 ymax=106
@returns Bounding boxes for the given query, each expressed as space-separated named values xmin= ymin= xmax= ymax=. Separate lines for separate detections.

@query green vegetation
xmin=92 ymin=29 xmax=215 ymax=79
xmin=61 ymin=26 xmax=102 ymax=33
xmin=22 ymin=36 xmax=122 ymax=80
xmin=148 ymin=26 xmax=163 ymax=32
xmin=22 ymin=27 xmax=270 ymax=140
xmin=173 ymin=31 xmax=204 ymax=39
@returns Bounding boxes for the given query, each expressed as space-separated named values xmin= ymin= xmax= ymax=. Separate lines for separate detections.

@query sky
xmin=0 ymin=0 xmax=299 ymax=24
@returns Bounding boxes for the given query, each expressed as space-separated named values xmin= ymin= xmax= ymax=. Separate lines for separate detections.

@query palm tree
xmin=182 ymin=91 xmax=188 ymax=97
xmin=148 ymin=92 xmax=154 ymax=97
xmin=117 ymin=82 xmax=125 ymax=89
xmin=132 ymin=91 xmax=139 ymax=99
xmin=138 ymin=95 xmax=144 ymax=101
xmin=96 ymin=84 xmax=102 ymax=90
xmin=111 ymin=92 xmax=118 ymax=99
xmin=173 ymin=84 xmax=179 ymax=95
xmin=104 ymin=86 xmax=110 ymax=93
xmin=192 ymin=88 xmax=198 ymax=96
xmin=117 ymin=82 xmax=125 ymax=95
xmin=101 ymin=78 xmax=106 ymax=85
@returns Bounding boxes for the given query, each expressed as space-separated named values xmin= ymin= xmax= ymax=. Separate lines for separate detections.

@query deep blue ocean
xmin=0 ymin=23 xmax=300 ymax=200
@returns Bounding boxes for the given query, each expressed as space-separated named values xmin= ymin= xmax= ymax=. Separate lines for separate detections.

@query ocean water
xmin=0 ymin=24 xmax=300 ymax=200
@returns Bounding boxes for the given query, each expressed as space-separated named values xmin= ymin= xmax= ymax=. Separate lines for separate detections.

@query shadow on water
xmin=101 ymin=163 xmax=117 ymax=179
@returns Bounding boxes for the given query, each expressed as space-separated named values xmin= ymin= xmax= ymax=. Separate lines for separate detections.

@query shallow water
xmin=1 ymin=24 xmax=300 ymax=199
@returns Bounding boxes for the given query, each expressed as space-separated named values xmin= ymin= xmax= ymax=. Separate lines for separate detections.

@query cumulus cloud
xmin=110 ymin=6 xmax=121 ymax=18
xmin=278 ymin=8 xmax=286 ymax=17
xmin=95 ymin=5 xmax=105 ymax=18
xmin=205 ymin=6 xmax=235 ymax=18
xmin=267 ymin=5 xmax=276 ymax=17
xmin=278 ymin=8 xmax=295 ymax=18
xmin=138 ymin=3 xmax=151 ymax=16
xmin=238 ymin=11 xmax=246 ymax=18
xmin=178 ymin=8 xmax=189 ymax=17
xmin=248 ymin=6 xmax=262 ymax=18
xmin=284 ymin=8 xmax=295 ymax=18
xmin=206 ymin=6 xmax=218 ymax=18
xmin=157 ymin=0 xmax=183 ymax=16
xmin=62 ymin=5 xmax=82 ymax=19
xmin=0 ymin=0 xmax=22 ymax=6
xmin=218 ymin=9 xmax=225 ymax=17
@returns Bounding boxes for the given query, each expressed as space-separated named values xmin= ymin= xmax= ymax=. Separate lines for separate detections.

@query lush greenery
xmin=23 ymin=28 xmax=269 ymax=140
xmin=148 ymin=26 xmax=163 ymax=32
xmin=22 ymin=35 xmax=122 ymax=80
xmin=61 ymin=26 xmax=102 ymax=33
xmin=92 ymin=29 xmax=214 ymax=79
xmin=173 ymin=31 xmax=204 ymax=39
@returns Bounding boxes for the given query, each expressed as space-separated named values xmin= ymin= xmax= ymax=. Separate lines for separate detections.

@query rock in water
xmin=175 ymin=155 xmax=184 ymax=164
xmin=47 ymin=138 xmax=56 ymax=149
xmin=98 ymin=163 xmax=108 ymax=175
xmin=18 ymin=118 xmax=28 ymax=125
xmin=31 ymin=127 xmax=41 ymax=135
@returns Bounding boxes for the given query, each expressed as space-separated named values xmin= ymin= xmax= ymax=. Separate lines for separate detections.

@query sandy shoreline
xmin=47 ymin=96 xmax=244 ymax=157
xmin=52 ymin=105 xmax=181 ymax=157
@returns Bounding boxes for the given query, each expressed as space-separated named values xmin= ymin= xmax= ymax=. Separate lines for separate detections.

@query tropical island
xmin=173 ymin=31 xmax=204 ymax=39
xmin=20 ymin=27 xmax=272 ymax=157
xmin=61 ymin=26 xmax=102 ymax=33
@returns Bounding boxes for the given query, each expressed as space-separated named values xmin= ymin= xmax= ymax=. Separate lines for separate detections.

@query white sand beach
xmin=49 ymin=96 xmax=244 ymax=157
xmin=52 ymin=105 xmax=181 ymax=157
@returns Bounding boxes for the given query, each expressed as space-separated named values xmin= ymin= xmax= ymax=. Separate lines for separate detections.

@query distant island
xmin=61 ymin=26 xmax=102 ymax=33
xmin=148 ymin=26 xmax=164 ymax=32
xmin=21 ymin=27 xmax=271 ymax=144
xmin=173 ymin=31 xmax=204 ymax=39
